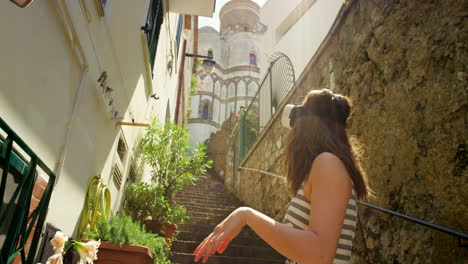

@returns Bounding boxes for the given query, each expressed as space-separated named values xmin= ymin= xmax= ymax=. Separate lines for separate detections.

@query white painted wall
xmin=225 ymin=32 xmax=260 ymax=68
xmin=259 ymin=0 xmax=343 ymax=78
xmin=0 ymin=0 xmax=194 ymax=236
xmin=188 ymin=123 xmax=218 ymax=147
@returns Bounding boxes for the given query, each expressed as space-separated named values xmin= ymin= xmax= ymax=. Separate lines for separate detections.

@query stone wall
xmin=205 ymin=119 xmax=231 ymax=180
xmin=222 ymin=0 xmax=467 ymax=262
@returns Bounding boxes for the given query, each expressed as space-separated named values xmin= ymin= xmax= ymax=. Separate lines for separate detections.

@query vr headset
xmin=281 ymin=104 xmax=297 ymax=129
xmin=281 ymin=104 xmax=346 ymax=129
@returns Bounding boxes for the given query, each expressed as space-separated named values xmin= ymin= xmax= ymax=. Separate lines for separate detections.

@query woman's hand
xmin=193 ymin=207 xmax=250 ymax=263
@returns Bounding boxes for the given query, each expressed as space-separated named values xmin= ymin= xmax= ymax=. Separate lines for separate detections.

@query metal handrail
xmin=0 ymin=117 xmax=56 ymax=264
xmin=358 ymin=201 xmax=468 ymax=242
xmin=237 ymin=166 xmax=468 ymax=244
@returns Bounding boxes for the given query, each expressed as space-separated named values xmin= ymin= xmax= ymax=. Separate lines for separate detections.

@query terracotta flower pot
xmin=95 ymin=241 xmax=153 ymax=264
xmin=144 ymin=220 xmax=177 ymax=241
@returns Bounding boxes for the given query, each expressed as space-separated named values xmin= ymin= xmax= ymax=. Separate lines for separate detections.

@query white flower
xmin=46 ymin=254 xmax=63 ymax=264
xmin=74 ymin=240 xmax=101 ymax=264
xmin=50 ymin=231 xmax=68 ymax=254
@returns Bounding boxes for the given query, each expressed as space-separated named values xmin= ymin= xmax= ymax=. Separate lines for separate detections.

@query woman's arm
xmin=194 ymin=153 xmax=352 ymax=264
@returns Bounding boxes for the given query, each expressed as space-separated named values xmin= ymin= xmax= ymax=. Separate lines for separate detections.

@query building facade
xmin=188 ymin=0 xmax=265 ymax=147
xmin=0 ymin=0 xmax=214 ymax=260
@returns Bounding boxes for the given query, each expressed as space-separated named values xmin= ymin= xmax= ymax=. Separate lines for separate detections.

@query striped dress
xmin=283 ymin=184 xmax=358 ymax=264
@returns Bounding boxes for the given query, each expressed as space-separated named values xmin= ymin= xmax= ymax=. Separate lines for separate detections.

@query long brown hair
xmin=286 ymin=89 xmax=370 ymax=200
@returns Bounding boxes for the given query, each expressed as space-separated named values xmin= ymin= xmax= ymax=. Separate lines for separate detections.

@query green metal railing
xmin=232 ymin=52 xmax=295 ymax=164
xmin=0 ymin=117 xmax=56 ymax=264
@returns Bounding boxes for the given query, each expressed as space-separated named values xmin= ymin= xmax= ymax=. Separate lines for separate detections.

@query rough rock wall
xmin=222 ymin=0 xmax=467 ymax=263
xmin=205 ymin=120 xmax=230 ymax=180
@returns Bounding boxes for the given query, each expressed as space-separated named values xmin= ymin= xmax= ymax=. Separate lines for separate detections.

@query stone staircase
xmin=170 ymin=175 xmax=286 ymax=264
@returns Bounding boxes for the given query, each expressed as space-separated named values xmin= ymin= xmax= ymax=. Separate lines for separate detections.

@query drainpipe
xmin=54 ymin=71 xmax=88 ymax=184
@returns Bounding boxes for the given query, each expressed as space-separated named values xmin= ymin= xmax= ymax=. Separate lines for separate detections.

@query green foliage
xmin=124 ymin=182 xmax=187 ymax=224
xmin=244 ymin=108 xmax=260 ymax=148
xmin=191 ymin=75 xmax=198 ymax=90
xmin=86 ymin=214 xmax=171 ymax=264
xmin=187 ymin=73 xmax=199 ymax=121
xmin=140 ymin=117 xmax=213 ymax=201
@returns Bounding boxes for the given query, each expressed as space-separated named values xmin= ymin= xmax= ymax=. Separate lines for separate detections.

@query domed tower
xmin=219 ymin=0 xmax=262 ymax=67
xmin=188 ymin=0 xmax=264 ymax=148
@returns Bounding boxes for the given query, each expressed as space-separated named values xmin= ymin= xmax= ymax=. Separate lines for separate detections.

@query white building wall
xmin=0 ymin=0 xmax=195 ymax=235
xmin=221 ymin=85 xmax=227 ymax=99
xmin=259 ymin=0 xmax=343 ymax=77
xmin=248 ymin=82 xmax=258 ymax=97
xmin=213 ymin=99 xmax=220 ymax=123
xmin=188 ymin=123 xmax=218 ymax=148
xmin=214 ymin=81 xmax=221 ymax=97
xmin=237 ymin=81 xmax=247 ymax=97
xmin=204 ymin=75 xmax=213 ymax=93
xmin=226 ymin=32 xmax=259 ymax=67
xmin=228 ymin=83 xmax=236 ymax=98
xmin=191 ymin=95 xmax=200 ymax=119
xmin=219 ymin=101 xmax=226 ymax=124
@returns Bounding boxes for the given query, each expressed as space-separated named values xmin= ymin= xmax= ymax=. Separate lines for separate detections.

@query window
xmin=112 ymin=165 xmax=123 ymax=190
xmin=175 ymin=14 xmax=184 ymax=57
xmin=94 ymin=0 xmax=108 ymax=16
xmin=117 ymin=137 xmax=127 ymax=162
xmin=199 ymin=99 xmax=212 ymax=120
xmin=202 ymin=105 xmax=209 ymax=120
xmin=128 ymin=164 xmax=137 ymax=183
xmin=207 ymin=49 xmax=214 ymax=59
xmin=143 ymin=0 xmax=164 ymax=71
xmin=249 ymin=52 xmax=257 ymax=65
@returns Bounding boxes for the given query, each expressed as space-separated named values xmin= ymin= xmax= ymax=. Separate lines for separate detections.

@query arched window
xmin=202 ymin=104 xmax=209 ymax=120
xmin=199 ymin=99 xmax=212 ymax=120
xmin=249 ymin=52 xmax=256 ymax=65
xmin=207 ymin=49 xmax=213 ymax=58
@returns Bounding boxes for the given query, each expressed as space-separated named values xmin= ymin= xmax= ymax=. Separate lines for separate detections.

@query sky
xmin=198 ymin=0 xmax=268 ymax=31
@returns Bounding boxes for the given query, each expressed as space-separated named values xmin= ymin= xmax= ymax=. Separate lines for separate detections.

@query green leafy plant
xmin=86 ymin=214 xmax=171 ymax=264
xmin=187 ymin=73 xmax=199 ymax=121
xmin=124 ymin=182 xmax=187 ymax=224
xmin=140 ymin=117 xmax=212 ymax=202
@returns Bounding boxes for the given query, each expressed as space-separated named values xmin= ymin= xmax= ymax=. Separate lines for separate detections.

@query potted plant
xmin=85 ymin=214 xmax=170 ymax=264
xmin=138 ymin=118 xmax=212 ymax=235
xmin=123 ymin=182 xmax=187 ymax=241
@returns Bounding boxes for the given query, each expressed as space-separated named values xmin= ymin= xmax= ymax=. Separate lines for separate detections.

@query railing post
xmin=0 ymin=137 xmax=14 ymax=213
xmin=240 ymin=112 xmax=247 ymax=160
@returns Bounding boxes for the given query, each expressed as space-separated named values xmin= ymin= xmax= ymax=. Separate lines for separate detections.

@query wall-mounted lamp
xmin=185 ymin=53 xmax=216 ymax=74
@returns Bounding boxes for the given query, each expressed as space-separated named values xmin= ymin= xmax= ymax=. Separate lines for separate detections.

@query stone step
xmin=171 ymin=174 xmax=285 ymax=264
xmin=184 ymin=216 xmax=227 ymax=225
xmin=174 ymin=198 xmax=242 ymax=206
xmin=172 ymin=241 xmax=284 ymax=260
xmin=175 ymin=198 xmax=240 ymax=207
xmin=184 ymin=205 xmax=237 ymax=215
xmin=176 ymin=228 xmax=261 ymax=243
xmin=183 ymin=202 xmax=239 ymax=211
xmin=170 ymin=252 xmax=285 ymax=264
xmin=175 ymin=192 xmax=239 ymax=203
xmin=186 ymin=210 xmax=227 ymax=219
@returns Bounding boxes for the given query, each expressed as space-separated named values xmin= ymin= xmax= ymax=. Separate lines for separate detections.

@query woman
xmin=194 ymin=89 xmax=370 ymax=264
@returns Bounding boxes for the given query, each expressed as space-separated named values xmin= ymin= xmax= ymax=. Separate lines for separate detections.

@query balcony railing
xmin=0 ymin=117 xmax=56 ymax=264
